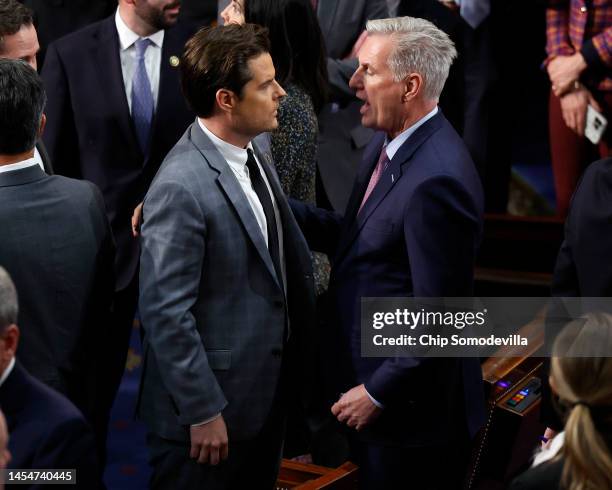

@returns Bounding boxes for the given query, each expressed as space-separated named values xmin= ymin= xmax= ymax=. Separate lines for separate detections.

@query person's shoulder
xmin=570 ymin=157 xmax=612 ymax=217
xmin=150 ymin=125 xmax=212 ymax=186
xmin=421 ymin=113 xmax=479 ymax=178
xmin=12 ymin=367 xmax=89 ymax=430
xmin=509 ymin=459 xmax=564 ymax=490
xmin=47 ymin=15 xmax=113 ymax=55
xmin=578 ymin=157 xmax=612 ymax=188
xmin=47 ymin=174 xmax=100 ymax=199
xmin=7 ymin=368 xmax=98 ymax=477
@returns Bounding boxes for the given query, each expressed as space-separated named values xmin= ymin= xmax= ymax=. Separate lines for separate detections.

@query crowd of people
xmin=0 ymin=0 xmax=610 ymax=489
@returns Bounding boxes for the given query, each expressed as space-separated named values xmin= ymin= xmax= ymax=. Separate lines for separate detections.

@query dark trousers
xmin=94 ymin=275 xmax=139 ymax=465
xmin=349 ymin=437 xmax=471 ymax=490
xmin=147 ymin=407 xmax=285 ymax=490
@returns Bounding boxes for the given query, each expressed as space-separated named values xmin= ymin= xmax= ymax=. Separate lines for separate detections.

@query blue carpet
xmin=104 ymin=321 xmax=150 ymax=490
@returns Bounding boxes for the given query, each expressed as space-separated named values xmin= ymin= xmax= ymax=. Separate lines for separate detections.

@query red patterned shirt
xmin=546 ymin=0 xmax=612 ymax=92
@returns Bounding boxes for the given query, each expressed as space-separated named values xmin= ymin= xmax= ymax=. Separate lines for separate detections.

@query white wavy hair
xmin=366 ymin=16 xmax=457 ymax=101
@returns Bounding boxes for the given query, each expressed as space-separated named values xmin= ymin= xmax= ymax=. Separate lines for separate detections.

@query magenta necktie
xmin=358 ymin=146 xmax=389 ymax=214
xmin=311 ymin=0 xmax=318 ymax=12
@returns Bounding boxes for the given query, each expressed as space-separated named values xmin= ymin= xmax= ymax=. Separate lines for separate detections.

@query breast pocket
xmin=207 ymin=349 xmax=232 ymax=371
xmin=363 ymin=218 xmax=395 ymax=235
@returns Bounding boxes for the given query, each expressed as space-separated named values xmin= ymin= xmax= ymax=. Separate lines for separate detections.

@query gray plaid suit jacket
xmin=137 ymin=122 xmax=316 ymax=442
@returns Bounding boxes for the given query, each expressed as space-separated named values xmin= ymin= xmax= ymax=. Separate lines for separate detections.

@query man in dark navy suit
xmin=41 ymin=0 xmax=196 ymax=421
xmin=0 ymin=267 xmax=99 ymax=488
xmin=291 ymin=16 xmax=485 ymax=488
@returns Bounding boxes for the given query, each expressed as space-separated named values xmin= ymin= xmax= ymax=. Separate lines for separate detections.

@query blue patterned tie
xmin=131 ymin=38 xmax=154 ymax=153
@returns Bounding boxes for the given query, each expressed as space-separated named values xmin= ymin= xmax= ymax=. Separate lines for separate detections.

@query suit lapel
xmin=149 ymin=25 xmax=184 ymax=164
xmin=189 ymin=125 xmax=280 ymax=288
xmin=93 ymin=16 xmax=142 ymax=160
xmin=333 ymin=112 xmax=445 ymax=265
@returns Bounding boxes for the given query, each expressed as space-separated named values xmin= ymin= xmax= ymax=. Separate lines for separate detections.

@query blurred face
xmin=0 ymin=410 xmax=9 ymax=475
xmin=0 ymin=325 xmax=18 ymax=383
xmin=231 ymin=52 xmax=286 ymax=138
xmin=0 ymin=23 xmax=39 ymax=70
xmin=349 ymin=34 xmax=407 ymax=138
xmin=135 ymin=0 xmax=181 ymax=30
xmin=221 ymin=0 xmax=245 ymax=25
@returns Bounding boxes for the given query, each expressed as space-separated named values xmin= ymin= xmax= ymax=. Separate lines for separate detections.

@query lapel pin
xmin=391 ymin=174 xmax=395 ymax=183
xmin=169 ymin=55 xmax=180 ymax=68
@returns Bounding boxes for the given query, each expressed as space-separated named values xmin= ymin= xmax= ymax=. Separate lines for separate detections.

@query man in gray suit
xmin=0 ymin=58 xmax=114 ymax=465
xmin=138 ymin=24 xmax=316 ymax=489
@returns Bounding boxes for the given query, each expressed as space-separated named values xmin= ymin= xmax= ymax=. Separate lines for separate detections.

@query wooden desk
xmin=276 ymin=461 xmax=358 ymax=490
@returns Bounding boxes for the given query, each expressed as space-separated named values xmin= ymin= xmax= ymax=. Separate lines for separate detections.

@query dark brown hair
xmin=180 ymin=23 xmax=270 ymax=118
xmin=0 ymin=0 xmax=33 ymax=49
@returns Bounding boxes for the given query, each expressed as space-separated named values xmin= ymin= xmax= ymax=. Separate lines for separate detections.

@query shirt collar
xmin=115 ymin=8 xmax=164 ymax=51
xmin=0 ymin=357 xmax=15 ymax=388
xmin=0 ymin=157 xmax=40 ymax=174
xmin=385 ymin=106 xmax=439 ymax=161
xmin=197 ymin=118 xmax=254 ymax=167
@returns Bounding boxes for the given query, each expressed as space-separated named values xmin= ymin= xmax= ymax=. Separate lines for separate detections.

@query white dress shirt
xmin=33 ymin=146 xmax=45 ymax=172
xmin=0 ymin=358 xmax=15 ymax=388
xmin=198 ymin=119 xmax=285 ymax=280
xmin=385 ymin=106 xmax=439 ymax=160
xmin=115 ymin=9 xmax=163 ymax=114
xmin=0 ymin=157 xmax=40 ymax=174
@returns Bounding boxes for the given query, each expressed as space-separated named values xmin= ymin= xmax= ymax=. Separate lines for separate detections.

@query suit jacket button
xmin=271 ymin=348 xmax=282 ymax=358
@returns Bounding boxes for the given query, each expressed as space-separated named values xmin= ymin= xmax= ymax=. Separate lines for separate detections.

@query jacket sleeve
xmin=289 ymin=198 xmax=343 ymax=256
xmin=139 ymin=179 xmax=228 ymax=425
xmin=545 ymin=0 xmax=573 ymax=61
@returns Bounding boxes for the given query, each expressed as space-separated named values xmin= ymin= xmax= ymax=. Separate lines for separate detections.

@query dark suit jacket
xmin=138 ymin=124 xmax=316 ymax=442
xmin=292 ymin=111 xmax=485 ymax=447
xmin=0 ymin=165 xmax=115 ymax=429
xmin=542 ymin=157 xmax=612 ymax=429
xmin=552 ymin=158 xmax=612 ymax=297
xmin=1 ymin=362 xmax=99 ymax=488
xmin=19 ymin=0 xmax=115 ymax=65
xmin=41 ymin=16 xmax=195 ymax=290
xmin=509 ymin=459 xmax=563 ymax=490
xmin=316 ymin=0 xmax=388 ymax=213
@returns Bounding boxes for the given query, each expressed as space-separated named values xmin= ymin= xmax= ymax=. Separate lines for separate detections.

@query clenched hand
xmin=190 ymin=416 xmax=229 ymax=465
